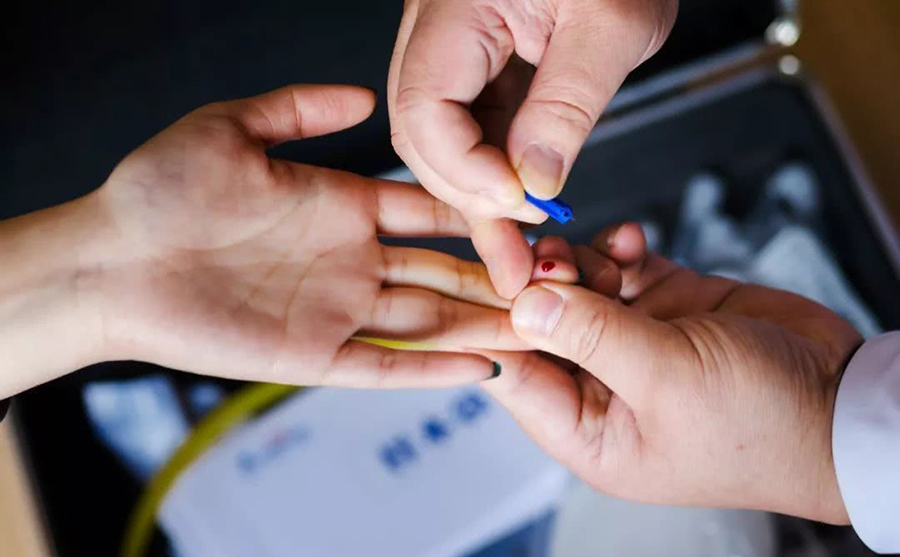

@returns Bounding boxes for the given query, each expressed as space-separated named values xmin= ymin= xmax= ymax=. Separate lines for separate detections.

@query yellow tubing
xmin=120 ymin=336 xmax=429 ymax=557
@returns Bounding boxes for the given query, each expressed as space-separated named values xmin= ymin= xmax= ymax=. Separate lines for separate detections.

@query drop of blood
xmin=541 ymin=261 xmax=556 ymax=273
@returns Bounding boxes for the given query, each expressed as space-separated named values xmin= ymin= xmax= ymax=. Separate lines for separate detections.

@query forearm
xmin=0 ymin=193 xmax=114 ymax=398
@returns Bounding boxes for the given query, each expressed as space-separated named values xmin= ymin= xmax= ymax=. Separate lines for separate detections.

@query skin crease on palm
xmin=0 ymin=84 xmax=544 ymax=399
xmin=483 ymin=223 xmax=860 ymax=526
xmin=389 ymin=0 xmax=678 ymax=297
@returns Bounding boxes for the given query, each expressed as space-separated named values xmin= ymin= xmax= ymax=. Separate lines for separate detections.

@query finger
xmin=588 ymin=224 xmax=676 ymax=302
xmin=510 ymin=282 xmax=682 ymax=405
xmin=531 ymin=258 xmax=579 ymax=284
xmin=365 ymin=287 xmax=530 ymax=351
xmin=591 ymin=222 xmax=648 ymax=267
xmin=533 ymin=236 xmax=576 ymax=263
xmin=221 ymin=84 xmax=377 ymax=146
xmin=479 ymin=350 xmax=604 ymax=456
xmin=394 ymin=0 xmax=523 ymax=207
xmin=509 ymin=5 xmax=674 ymax=199
xmin=532 ymin=235 xmax=578 ymax=282
xmin=374 ymin=180 xmax=469 ymax=237
xmin=471 ymin=219 xmax=534 ymax=299
xmin=324 ymin=341 xmax=497 ymax=388
xmin=629 ymin=269 xmax=739 ymax=320
xmin=572 ymin=246 xmax=622 ymax=298
xmin=618 ymin=254 xmax=679 ymax=302
xmin=471 ymin=54 xmax=535 ymax=149
xmin=382 ymin=247 xmax=510 ymax=310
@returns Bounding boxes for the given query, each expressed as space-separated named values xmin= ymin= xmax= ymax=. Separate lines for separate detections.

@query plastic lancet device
xmin=525 ymin=192 xmax=574 ymax=224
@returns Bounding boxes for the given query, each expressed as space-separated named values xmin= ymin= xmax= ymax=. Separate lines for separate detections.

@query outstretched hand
xmin=75 ymin=85 xmax=529 ymax=390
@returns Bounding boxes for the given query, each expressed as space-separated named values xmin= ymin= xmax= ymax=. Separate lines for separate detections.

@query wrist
xmin=792 ymin=356 xmax=851 ymax=525
xmin=0 ymin=191 xmax=122 ymax=396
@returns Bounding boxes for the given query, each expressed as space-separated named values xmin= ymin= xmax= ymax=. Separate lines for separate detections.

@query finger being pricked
xmin=531 ymin=236 xmax=579 ymax=283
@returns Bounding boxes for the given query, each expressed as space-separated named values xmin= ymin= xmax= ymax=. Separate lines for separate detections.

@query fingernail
xmin=517 ymin=144 xmax=564 ymax=200
xmin=540 ymin=261 xmax=557 ymax=273
xmin=607 ymin=224 xmax=622 ymax=249
xmin=488 ymin=361 xmax=502 ymax=380
xmin=512 ymin=287 xmax=563 ymax=336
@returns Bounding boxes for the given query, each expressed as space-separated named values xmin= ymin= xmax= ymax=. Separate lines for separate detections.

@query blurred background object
xmin=3 ymin=1 xmax=900 ymax=556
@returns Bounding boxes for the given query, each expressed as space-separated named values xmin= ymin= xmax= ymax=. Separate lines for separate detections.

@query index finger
xmin=395 ymin=1 xmax=523 ymax=207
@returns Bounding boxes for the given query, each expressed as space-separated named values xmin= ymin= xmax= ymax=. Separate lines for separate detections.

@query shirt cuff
xmin=833 ymin=331 xmax=900 ymax=554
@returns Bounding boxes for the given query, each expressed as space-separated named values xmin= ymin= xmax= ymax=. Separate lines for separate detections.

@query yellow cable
xmin=350 ymin=336 xmax=436 ymax=351
xmin=120 ymin=382 xmax=299 ymax=557
xmin=120 ymin=337 xmax=428 ymax=557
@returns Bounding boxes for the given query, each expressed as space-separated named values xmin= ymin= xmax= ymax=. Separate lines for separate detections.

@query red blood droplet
xmin=541 ymin=261 xmax=556 ymax=273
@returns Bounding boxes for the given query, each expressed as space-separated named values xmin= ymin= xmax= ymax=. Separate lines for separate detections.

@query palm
xmin=91 ymin=85 xmax=525 ymax=388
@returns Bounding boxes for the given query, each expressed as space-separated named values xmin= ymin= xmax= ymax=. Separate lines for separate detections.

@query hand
xmin=388 ymin=0 xmax=677 ymax=297
xmin=1 ymin=85 xmax=530 ymax=398
xmin=484 ymin=223 xmax=860 ymax=524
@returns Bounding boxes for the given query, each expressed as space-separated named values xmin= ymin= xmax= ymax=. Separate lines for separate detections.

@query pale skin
xmin=389 ymin=0 xmax=678 ymax=297
xmin=484 ymin=223 xmax=859 ymax=526
xmin=0 ymin=84 xmax=534 ymax=400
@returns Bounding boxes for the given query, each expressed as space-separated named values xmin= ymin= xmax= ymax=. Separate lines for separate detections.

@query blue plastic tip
xmin=525 ymin=192 xmax=574 ymax=225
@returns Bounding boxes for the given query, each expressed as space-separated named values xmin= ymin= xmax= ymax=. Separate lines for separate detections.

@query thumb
xmin=510 ymin=282 xmax=676 ymax=405
xmin=509 ymin=2 xmax=674 ymax=199
xmin=215 ymin=84 xmax=377 ymax=146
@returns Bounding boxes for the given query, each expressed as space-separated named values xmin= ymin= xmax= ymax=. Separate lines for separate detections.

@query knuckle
xmin=394 ymin=84 xmax=430 ymax=117
xmin=588 ymin=260 xmax=622 ymax=295
xmin=468 ymin=3 xmax=515 ymax=73
xmin=525 ymin=94 xmax=598 ymax=138
xmin=640 ymin=0 xmax=678 ymax=59
xmin=375 ymin=349 xmax=399 ymax=387
xmin=597 ymin=0 xmax=678 ymax=61
xmin=436 ymin=295 xmax=459 ymax=337
xmin=570 ymin=304 xmax=609 ymax=367
xmin=390 ymin=130 xmax=409 ymax=153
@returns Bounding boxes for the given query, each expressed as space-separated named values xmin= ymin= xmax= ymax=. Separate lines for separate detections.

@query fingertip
xmin=592 ymin=222 xmax=647 ymax=264
xmin=531 ymin=259 xmax=579 ymax=284
xmin=233 ymin=84 xmax=380 ymax=144
xmin=331 ymin=84 xmax=379 ymax=124
xmin=609 ymin=222 xmax=648 ymax=264
xmin=532 ymin=235 xmax=576 ymax=264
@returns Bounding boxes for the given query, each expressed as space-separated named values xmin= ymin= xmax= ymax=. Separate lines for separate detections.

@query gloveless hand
xmin=484 ymin=224 xmax=860 ymax=524
xmin=388 ymin=0 xmax=678 ymax=297
xmin=0 ymin=85 xmax=530 ymax=398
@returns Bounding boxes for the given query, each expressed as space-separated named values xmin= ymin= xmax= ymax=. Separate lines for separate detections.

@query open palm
xmin=90 ymin=85 xmax=526 ymax=388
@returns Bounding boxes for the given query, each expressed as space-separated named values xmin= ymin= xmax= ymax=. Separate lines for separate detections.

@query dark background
xmin=4 ymin=0 xmax=776 ymax=218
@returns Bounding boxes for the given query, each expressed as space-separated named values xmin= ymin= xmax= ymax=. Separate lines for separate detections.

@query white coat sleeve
xmin=833 ymin=331 xmax=900 ymax=554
